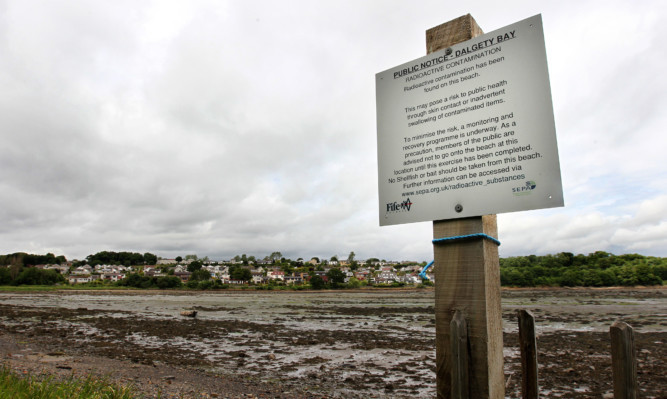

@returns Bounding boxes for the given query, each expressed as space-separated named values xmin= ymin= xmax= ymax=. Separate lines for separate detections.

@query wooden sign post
xmin=377 ymin=12 xmax=560 ymax=398
xmin=427 ymin=15 xmax=505 ymax=399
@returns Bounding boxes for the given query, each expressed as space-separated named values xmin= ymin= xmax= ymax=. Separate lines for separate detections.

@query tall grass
xmin=0 ymin=365 xmax=137 ymax=399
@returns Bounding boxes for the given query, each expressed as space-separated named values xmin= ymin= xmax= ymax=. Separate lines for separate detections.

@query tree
xmin=130 ymin=252 xmax=144 ymax=266
xmin=280 ymin=263 xmax=294 ymax=275
xmin=9 ymin=264 xmax=22 ymax=281
xmin=118 ymin=273 xmax=154 ymax=289
xmin=635 ymin=263 xmax=661 ymax=285
xmin=156 ymin=276 xmax=182 ymax=289
xmin=230 ymin=267 xmax=252 ymax=281
xmin=197 ymin=280 xmax=215 ymax=290
xmin=190 ymin=269 xmax=211 ymax=282
xmin=85 ymin=251 xmax=148 ymax=267
xmin=185 ymin=254 xmax=198 ymax=261
xmin=0 ymin=267 xmax=11 ymax=285
xmin=556 ymin=252 xmax=574 ymax=267
xmin=347 ymin=277 xmax=361 ymax=289
xmin=187 ymin=260 xmax=203 ymax=272
xmin=347 ymin=252 xmax=355 ymax=263
xmin=330 ymin=255 xmax=338 ymax=262
xmin=175 ymin=256 xmax=183 ymax=263
xmin=560 ymin=269 xmax=584 ymax=287
xmin=326 ymin=267 xmax=346 ymax=288
xmin=269 ymin=252 xmax=282 ymax=263
xmin=44 ymin=253 xmax=57 ymax=264
xmin=309 ymin=275 xmax=325 ymax=290
xmin=143 ymin=252 xmax=158 ymax=265
xmin=14 ymin=267 xmax=64 ymax=286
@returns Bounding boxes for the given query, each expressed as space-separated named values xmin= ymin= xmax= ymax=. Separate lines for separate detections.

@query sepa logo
xmin=386 ymin=198 xmax=413 ymax=213
xmin=513 ymin=180 xmax=537 ymax=196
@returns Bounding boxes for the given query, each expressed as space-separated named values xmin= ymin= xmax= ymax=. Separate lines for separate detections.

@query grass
xmin=0 ymin=285 xmax=134 ymax=292
xmin=0 ymin=285 xmax=65 ymax=292
xmin=0 ymin=364 xmax=138 ymax=399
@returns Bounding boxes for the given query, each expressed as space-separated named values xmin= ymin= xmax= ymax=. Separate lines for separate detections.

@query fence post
xmin=450 ymin=310 xmax=469 ymax=399
xmin=517 ymin=309 xmax=539 ymax=399
xmin=610 ymin=321 xmax=637 ymax=399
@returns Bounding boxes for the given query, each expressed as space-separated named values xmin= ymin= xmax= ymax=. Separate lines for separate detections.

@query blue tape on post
xmin=420 ymin=234 xmax=500 ymax=281
xmin=432 ymin=233 xmax=501 ymax=246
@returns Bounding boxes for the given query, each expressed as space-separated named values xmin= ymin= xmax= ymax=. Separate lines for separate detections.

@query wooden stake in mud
xmin=610 ymin=321 xmax=637 ymax=399
xmin=427 ymin=15 xmax=505 ymax=399
xmin=518 ymin=309 xmax=539 ymax=399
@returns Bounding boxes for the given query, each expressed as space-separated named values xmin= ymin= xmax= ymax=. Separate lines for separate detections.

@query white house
xmin=267 ymin=270 xmax=285 ymax=281
xmin=68 ymin=275 xmax=93 ymax=284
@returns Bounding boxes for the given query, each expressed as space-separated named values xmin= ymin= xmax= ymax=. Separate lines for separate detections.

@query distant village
xmin=39 ymin=256 xmax=433 ymax=287
xmin=10 ymin=250 xmax=665 ymax=288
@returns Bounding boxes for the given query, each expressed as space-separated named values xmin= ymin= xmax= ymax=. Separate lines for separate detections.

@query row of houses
xmin=158 ymin=265 xmax=429 ymax=285
xmin=156 ymin=257 xmax=408 ymax=268
xmin=68 ymin=264 xmax=129 ymax=284
xmin=40 ymin=262 xmax=434 ymax=285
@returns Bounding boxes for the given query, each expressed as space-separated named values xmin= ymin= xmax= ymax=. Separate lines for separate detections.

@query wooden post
xmin=428 ymin=14 xmax=504 ymax=399
xmin=450 ymin=310 xmax=470 ymax=399
xmin=610 ymin=321 xmax=637 ymax=399
xmin=518 ymin=310 xmax=539 ymax=399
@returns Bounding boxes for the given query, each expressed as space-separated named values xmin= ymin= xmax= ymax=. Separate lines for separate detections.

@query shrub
xmin=309 ymin=275 xmax=325 ymax=290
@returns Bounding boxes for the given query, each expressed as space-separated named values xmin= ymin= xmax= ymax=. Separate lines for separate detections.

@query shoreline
xmin=1 ymin=285 xmax=664 ymax=295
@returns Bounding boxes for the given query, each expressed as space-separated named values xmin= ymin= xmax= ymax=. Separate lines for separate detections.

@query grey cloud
xmin=1 ymin=1 xmax=666 ymax=261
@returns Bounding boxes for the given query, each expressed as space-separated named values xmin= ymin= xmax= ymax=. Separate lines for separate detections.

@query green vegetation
xmin=228 ymin=265 xmax=252 ymax=281
xmin=0 ymin=266 xmax=65 ymax=286
xmin=0 ymin=364 xmax=136 ymax=399
xmin=0 ymin=252 xmax=68 ymax=287
xmin=325 ymin=267 xmax=346 ymax=288
xmin=309 ymin=275 xmax=326 ymax=290
xmin=0 ymin=253 xmax=66 ymax=267
xmin=85 ymin=251 xmax=157 ymax=267
xmin=0 ymin=285 xmax=69 ymax=292
xmin=116 ymin=273 xmax=182 ymax=289
xmin=500 ymin=251 xmax=666 ymax=287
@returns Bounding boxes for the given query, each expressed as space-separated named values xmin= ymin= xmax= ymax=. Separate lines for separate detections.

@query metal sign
xmin=376 ymin=14 xmax=563 ymax=226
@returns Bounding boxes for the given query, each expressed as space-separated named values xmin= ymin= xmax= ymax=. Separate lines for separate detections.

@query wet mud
xmin=0 ymin=288 xmax=665 ymax=398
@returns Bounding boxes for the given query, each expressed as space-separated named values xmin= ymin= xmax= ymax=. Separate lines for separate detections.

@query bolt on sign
xmin=376 ymin=14 xmax=563 ymax=226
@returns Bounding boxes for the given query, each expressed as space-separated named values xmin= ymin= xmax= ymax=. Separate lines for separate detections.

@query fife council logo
xmin=386 ymin=198 xmax=413 ymax=213
xmin=512 ymin=180 xmax=537 ymax=196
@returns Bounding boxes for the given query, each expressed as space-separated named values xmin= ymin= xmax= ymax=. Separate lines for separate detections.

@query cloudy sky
xmin=1 ymin=0 xmax=665 ymax=262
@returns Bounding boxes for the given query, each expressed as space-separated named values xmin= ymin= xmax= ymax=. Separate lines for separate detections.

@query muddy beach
xmin=0 ymin=287 xmax=665 ymax=398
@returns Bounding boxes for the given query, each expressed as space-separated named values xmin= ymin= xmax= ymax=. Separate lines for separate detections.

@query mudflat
xmin=0 ymin=287 xmax=664 ymax=398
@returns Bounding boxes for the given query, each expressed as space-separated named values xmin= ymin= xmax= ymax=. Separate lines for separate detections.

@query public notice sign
xmin=376 ymin=14 xmax=564 ymax=226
